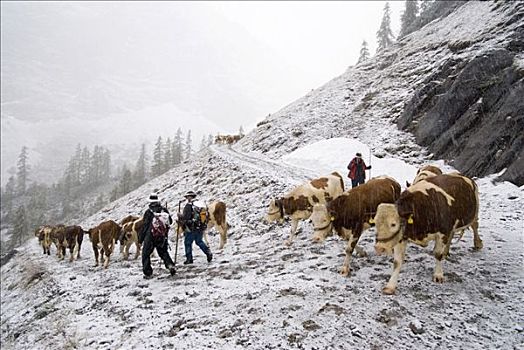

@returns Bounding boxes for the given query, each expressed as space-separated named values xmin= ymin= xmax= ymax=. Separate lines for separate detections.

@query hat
xmin=184 ymin=190 xmax=197 ymax=198
xmin=356 ymin=152 xmax=362 ymax=157
xmin=147 ymin=192 xmax=160 ymax=203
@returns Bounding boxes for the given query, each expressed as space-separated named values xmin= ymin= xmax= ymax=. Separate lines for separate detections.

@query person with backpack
xmin=138 ymin=192 xmax=176 ymax=279
xmin=347 ymin=152 xmax=371 ymax=188
xmin=177 ymin=190 xmax=212 ymax=265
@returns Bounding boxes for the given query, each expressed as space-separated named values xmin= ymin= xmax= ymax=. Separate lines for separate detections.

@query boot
xmin=206 ymin=252 xmax=213 ymax=263
xmin=183 ymin=259 xmax=193 ymax=265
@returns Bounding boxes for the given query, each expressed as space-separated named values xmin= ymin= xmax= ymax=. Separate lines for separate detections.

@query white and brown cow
xmin=407 ymin=165 xmax=443 ymax=187
xmin=120 ymin=218 xmax=143 ymax=260
xmin=266 ymin=172 xmax=345 ymax=246
xmin=87 ymin=220 xmax=121 ymax=268
xmin=204 ymin=201 xmax=228 ymax=250
xmin=43 ymin=225 xmax=84 ymax=262
xmin=310 ymin=176 xmax=401 ymax=276
xmin=35 ymin=226 xmax=51 ymax=255
xmin=374 ymin=173 xmax=482 ymax=295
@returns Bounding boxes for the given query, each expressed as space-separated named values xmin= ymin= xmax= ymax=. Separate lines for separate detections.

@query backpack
xmin=151 ymin=211 xmax=170 ymax=238
xmin=191 ymin=203 xmax=208 ymax=231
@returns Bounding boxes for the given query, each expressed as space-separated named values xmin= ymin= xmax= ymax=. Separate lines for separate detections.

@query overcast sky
xmin=208 ymin=1 xmax=403 ymax=96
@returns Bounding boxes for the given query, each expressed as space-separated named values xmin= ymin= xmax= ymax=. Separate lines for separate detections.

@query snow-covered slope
xmin=1 ymin=140 xmax=523 ymax=349
xmin=2 ymin=2 xmax=524 ymax=349
xmin=238 ymin=1 xmax=523 ymax=184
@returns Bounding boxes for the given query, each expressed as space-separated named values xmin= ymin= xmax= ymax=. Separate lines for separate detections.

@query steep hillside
xmin=1 ymin=142 xmax=523 ymax=349
xmin=239 ymin=1 xmax=524 ymax=185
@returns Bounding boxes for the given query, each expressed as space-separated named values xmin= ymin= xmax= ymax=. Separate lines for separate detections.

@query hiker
xmin=347 ymin=152 xmax=371 ymax=188
xmin=177 ymin=190 xmax=213 ymax=265
xmin=138 ymin=192 xmax=176 ymax=279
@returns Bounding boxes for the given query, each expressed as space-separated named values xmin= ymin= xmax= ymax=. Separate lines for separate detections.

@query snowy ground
xmin=1 ymin=140 xmax=523 ymax=350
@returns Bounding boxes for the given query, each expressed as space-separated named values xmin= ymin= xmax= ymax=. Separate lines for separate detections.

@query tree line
xmin=357 ymin=0 xmax=444 ymax=65
xmin=0 ymin=128 xmax=213 ymax=254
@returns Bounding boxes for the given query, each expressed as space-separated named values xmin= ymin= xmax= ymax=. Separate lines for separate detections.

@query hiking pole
xmin=173 ymin=199 xmax=184 ymax=267
xmin=368 ymin=148 xmax=372 ymax=181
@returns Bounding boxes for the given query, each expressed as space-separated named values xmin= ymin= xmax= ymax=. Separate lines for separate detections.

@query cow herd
xmin=265 ymin=165 xmax=483 ymax=294
xmin=34 ymin=201 xmax=228 ymax=269
xmin=34 ymin=164 xmax=483 ymax=295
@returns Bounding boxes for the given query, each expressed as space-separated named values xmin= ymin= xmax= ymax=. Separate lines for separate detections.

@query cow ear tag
xmin=407 ymin=215 xmax=414 ymax=224
xmin=330 ymin=216 xmax=335 ymax=222
xmin=369 ymin=217 xmax=375 ymax=224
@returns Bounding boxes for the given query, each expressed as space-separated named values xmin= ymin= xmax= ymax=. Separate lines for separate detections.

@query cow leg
xmin=103 ymin=244 xmax=111 ymax=269
xmin=134 ymin=242 xmax=141 ymax=260
xmin=433 ymin=234 xmax=447 ymax=283
xmin=471 ymin=219 xmax=483 ymax=250
xmin=93 ymin=245 xmax=99 ymax=267
xmin=383 ymin=241 xmax=407 ymax=295
xmin=340 ymin=229 xmax=361 ymax=277
xmin=218 ymin=224 xmax=227 ymax=250
xmin=70 ymin=243 xmax=77 ymax=262
xmin=285 ymin=219 xmax=299 ymax=246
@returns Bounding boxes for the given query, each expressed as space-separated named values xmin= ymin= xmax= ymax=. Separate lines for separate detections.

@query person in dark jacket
xmin=138 ymin=192 xmax=176 ymax=279
xmin=347 ymin=152 xmax=371 ymax=188
xmin=177 ymin=190 xmax=212 ymax=265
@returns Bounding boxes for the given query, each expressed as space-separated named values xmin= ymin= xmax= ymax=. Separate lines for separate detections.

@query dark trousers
xmin=351 ymin=178 xmax=365 ymax=188
xmin=184 ymin=230 xmax=210 ymax=261
xmin=141 ymin=236 xmax=174 ymax=276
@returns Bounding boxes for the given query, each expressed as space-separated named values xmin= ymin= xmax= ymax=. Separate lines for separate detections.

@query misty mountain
xmin=0 ymin=2 xmax=303 ymax=183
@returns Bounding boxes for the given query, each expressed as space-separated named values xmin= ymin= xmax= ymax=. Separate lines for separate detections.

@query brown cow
xmin=266 ymin=172 xmax=345 ymax=246
xmin=374 ymin=173 xmax=482 ymax=295
xmin=310 ymin=176 xmax=401 ymax=276
xmin=87 ymin=220 xmax=121 ymax=268
xmin=120 ymin=218 xmax=143 ymax=260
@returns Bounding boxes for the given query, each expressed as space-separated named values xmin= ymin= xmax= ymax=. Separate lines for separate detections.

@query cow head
xmin=374 ymin=204 xmax=404 ymax=255
xmin=266 ymin=198 xmax=284 ymax=223
xmin=310 ymin=204 xmax=334 ymax=242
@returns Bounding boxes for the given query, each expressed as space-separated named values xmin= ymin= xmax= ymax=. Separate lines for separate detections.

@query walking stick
xmin=173 ymin=200 xmax=184 ymax=267
xmin=368 ymin=149 xmax=372 ymax=181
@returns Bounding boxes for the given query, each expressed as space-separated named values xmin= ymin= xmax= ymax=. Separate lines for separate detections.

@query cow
xmin=373 ymin=173 xmax=482 ymax=295
xmin=86 ymin=220 xmax=121 ymax=268
xmin=63 ymin=225 xmax=84 ymax=261
xmin=120 ymin=218 xmax=143 ymax=260
xmin=266 ymin=172 xmax=345 ymax=246
xmin=407 ymin=165 xmax=443 ymax=187
xmin=35 ymin=226 xmax=51 ymax=255
xmin=120 ymin=215 xmax=139 ymax=226
xmin=41 ymin=225 xmax=66 ymax=259
xmin=204 ymin=201 xmax=228 ymax=249
xmin=310 ymin=176 xmax=401 ymax=276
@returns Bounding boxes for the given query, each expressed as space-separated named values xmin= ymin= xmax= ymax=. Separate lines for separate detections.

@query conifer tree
xmin=376 ymin=2 xmax=395 ymax=52
xmin=239 ymin=125 xmax=245 ymax=137
xmin=173 ymin=128 xmax=183 ymax=165
xmin=207 ymin=134 xmax=214 ymax=146
xmin=80 ymin=146 xmax=91 ymax=185
xmin=199 ymin=135 xmax=207 ymax=151
xmin=399 ymin=0 xmax=419 ymax=39
xmin=185 ymin=130 xmax=193 ymax=159
xmin=357 ymin=40 xmax=370 ymax=64
xmin=16 ymin=146 xmax=29 ymax=195
xmin=163 ymin=138 xmax=172 ymax=173
xmin=119 ymin=164 xmax=133 ymax=196
xmin=133 ymin=143 xmax=147 ymax=187
xmin=419 ymin=0 xmax=433 ymax=14
xmin=2 ymin=175 xmax=16 ymax=216
xmin=151 ymin=136 xmax=164 ymax=177
xmin=13 ymin=205 xmax=28 ymax=246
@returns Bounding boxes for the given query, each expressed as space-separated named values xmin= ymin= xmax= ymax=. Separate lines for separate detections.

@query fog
xmin=1 ymin=1 xmax=401 ymax=183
